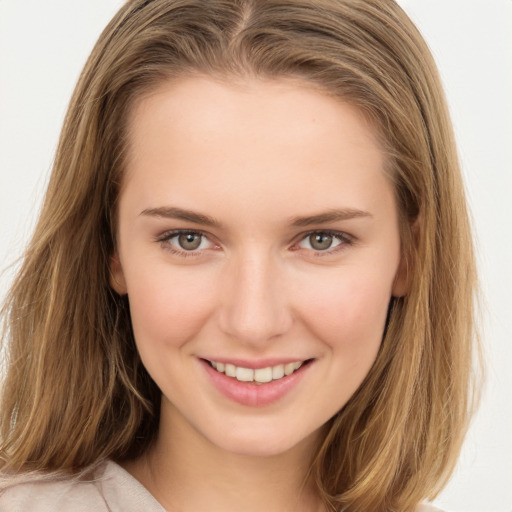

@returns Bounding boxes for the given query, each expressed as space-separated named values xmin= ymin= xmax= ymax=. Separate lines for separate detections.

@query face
xmin=111 ymin=76 xmax=406 ymax=457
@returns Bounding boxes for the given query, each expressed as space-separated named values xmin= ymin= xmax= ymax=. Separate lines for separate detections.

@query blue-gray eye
xmin=309 ymin=233 xmax=333 ymax=250
xmin=177 ymin=232 xmax=203 ymax=250
xmin=298 ymin=232 xmax=344 ymax=251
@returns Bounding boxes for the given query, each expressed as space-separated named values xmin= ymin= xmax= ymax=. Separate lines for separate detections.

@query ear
xmin=391 ymin=252 xmax=409 ymax=298
xmin=392 ymin=218 xmax=419 ymax=298
xmin=110 ymin=252 xmax=127 ymax=295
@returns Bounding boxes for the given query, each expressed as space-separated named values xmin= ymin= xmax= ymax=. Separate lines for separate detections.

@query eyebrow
xmin=140 ymin=206 xmax=372 ymax=228
xmin=290 ymin=208 xmax=372 ymax=227
xmin=139 ymin=207 xmax=222 ymax=227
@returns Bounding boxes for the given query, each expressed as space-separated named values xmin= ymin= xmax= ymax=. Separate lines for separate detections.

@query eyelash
xmin=155 ymin=230 xmax=217 ymax=258
xmin=295 ymin=229 xmax=354 ymax=256
xmin=155 ymin=229 xmax=354 ymax=257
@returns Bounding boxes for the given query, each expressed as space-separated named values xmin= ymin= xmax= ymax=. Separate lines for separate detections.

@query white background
xmin=0 ymin=1 xmax=511 ymax=511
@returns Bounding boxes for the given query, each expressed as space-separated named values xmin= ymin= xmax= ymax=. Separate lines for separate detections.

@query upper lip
xmin=200 ymin=357 xmax=312 ymax=369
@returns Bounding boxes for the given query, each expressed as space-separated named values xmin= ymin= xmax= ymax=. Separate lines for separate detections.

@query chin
xmin=205 ymin=422 xmax=323 ymax=459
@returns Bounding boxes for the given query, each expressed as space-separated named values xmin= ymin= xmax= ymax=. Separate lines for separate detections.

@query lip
xmin=201 ymin=357 xmax=306 ymax=370
xmin=200 ymin=358 xmax=313 ymax=407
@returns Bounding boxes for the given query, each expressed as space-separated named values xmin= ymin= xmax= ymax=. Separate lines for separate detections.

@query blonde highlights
xmin=1 ymin=1 xmax=480 ymax=510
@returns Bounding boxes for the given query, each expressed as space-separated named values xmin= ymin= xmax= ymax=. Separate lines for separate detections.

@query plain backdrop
xmin=0 ymin=1 xmax=511 ymax=511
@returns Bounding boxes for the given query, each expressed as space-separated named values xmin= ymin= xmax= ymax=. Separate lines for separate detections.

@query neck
xmin=123 ymin=402 xmax=326 ymax=512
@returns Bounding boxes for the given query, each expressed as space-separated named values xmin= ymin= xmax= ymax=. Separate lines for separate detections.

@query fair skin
xmin=111 ymin=75 xmax=406 ymax=512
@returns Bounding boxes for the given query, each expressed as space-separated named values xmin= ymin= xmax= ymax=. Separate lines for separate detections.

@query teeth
xmin=272 ymin=364 xmax=284 ymax=380
xmin=236 ymin=367 xmax=254 ymax=382
xmin=254 ymin=367 xmax=272 ymax=383
xmin=209 ymin=360 xmax=305 ymax=383
xmin=284 ymin=362 xmax=295 ymax=376
xmin=225 ymin=363 xmax=236 ymax=377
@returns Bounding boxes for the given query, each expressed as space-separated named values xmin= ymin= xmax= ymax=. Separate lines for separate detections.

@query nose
xmin=217 ymin=251 xmax=293 ymax=347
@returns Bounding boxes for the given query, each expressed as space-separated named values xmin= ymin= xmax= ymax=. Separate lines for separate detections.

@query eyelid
xmin=155 ymin=229 xmax=218 ymax=256
xmin=155 ymin=228 xmax=354 ymax=257
xmin=292 ymin=229 xmax=354 ymax=255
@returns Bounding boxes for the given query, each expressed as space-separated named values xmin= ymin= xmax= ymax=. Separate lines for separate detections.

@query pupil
xmin=178 ymin=233 xmax=201 ymax=250
xmin=310 ymin=233 xmax=332 ymax=250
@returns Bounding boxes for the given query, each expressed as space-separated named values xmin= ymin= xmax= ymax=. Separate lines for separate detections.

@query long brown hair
xmin=1 ymin=1 xmax=481 ymax=510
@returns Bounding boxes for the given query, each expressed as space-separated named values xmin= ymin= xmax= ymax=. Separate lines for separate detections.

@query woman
xmin=0 ymin=1 xmax=480 ymax=510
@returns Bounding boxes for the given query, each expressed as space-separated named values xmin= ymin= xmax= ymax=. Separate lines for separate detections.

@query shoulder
xmin=0 ymin=471 xmax=105 ymax=512
xmin=0 ymin=460 xmax=165 ymax=512
xmin=417 ymin=504 xmax=449 ymax=512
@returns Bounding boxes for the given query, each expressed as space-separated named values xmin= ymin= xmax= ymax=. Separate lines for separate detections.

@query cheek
xmin=125 ymin=266 xmax=216 ymax=350
xmin=296 ymin=270 xmax=393 ymax=411
xmin=296 ymin=269 xmax=392 ymax=355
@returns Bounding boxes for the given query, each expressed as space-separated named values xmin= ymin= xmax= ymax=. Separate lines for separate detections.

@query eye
xmin=157 ymin=230 xmax=215 ymax=254
xmin=297 ymin=231 xmax=350 ymax=252
xmin=175 ymin=232 xmax=205 ymax=251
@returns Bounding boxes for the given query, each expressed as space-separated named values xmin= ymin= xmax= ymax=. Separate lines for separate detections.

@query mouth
xmin=205 ymin=359 xmax=312 ymax=385
xmin=201 ymin=357 xmax=314 ymax=406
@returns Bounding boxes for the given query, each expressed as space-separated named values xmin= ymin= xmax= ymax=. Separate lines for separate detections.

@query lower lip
xmin=201 ymin=359 xmax=312 ymax=407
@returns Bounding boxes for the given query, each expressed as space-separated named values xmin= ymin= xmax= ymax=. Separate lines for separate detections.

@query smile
xmin=208 ymin=360 xmax=305 ymax=383
xmin=202 ymin=358 xmax=313 ymax=406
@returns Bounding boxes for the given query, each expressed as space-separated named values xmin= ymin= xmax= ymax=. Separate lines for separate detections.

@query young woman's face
xmin=112 ymin=76 xmax=405 ymax=457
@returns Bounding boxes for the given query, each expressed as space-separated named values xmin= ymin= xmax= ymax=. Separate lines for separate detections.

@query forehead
xmin=125 ymin=75 xmax=385 ymax=159
xmin=121 ymin=75 xmax=393 ymax=222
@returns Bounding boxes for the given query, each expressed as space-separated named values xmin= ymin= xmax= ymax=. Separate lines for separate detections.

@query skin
xmin=111 ymin=75 xmax=406 ymax=512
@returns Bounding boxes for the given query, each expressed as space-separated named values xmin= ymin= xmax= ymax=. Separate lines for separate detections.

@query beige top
xmin=0 ymin=459 xmax=447 ymax=512
xmin=0 ymin=460 xmax=164 ymax=512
